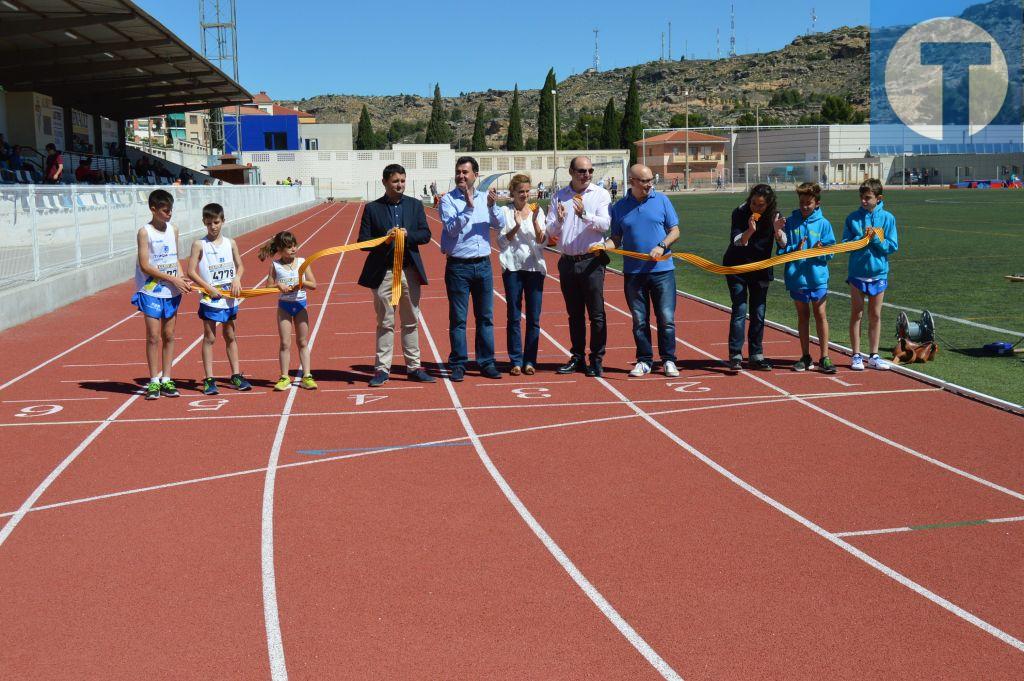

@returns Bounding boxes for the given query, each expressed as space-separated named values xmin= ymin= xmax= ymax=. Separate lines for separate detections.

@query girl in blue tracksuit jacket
xmin=778 ymin=182 xmax=837 ymax=373
xmin=843 ymin=179 xmax=899 ymax=370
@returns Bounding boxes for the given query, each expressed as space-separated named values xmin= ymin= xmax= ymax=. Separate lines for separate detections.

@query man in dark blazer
xmin=358 ymin=163 xmax=435 ymax=386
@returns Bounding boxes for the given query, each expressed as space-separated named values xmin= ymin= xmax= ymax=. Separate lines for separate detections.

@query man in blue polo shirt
xmin=605 ymin=164 xmax=681 ymax=377
xmin=439 ymin=156 xmax=506 ymax=381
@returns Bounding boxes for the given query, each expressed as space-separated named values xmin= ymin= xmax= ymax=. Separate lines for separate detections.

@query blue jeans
xmin=502 ymin=269 xmax=545 ymax=367
xmin=445 ymin=258 xmax=495 ymax=368
xmin=624 ymin=270 xmax=677 ymax=364
xmin=726 ymin=275 xmax=769 ymax=359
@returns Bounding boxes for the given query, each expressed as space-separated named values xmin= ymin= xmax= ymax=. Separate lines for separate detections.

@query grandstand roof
xmin=0 ymin=0 xmax=251 ymax=121
xmin=639 ymin=130 xmax=730 ymax=144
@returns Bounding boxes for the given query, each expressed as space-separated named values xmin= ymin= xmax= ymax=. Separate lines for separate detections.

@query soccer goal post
xmin=744 ymin=160 xmax=831 ymax=190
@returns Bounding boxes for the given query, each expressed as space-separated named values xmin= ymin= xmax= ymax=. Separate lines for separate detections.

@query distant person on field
xmin=778 ymin=182 xmax=837 ymax=374
xmin=844 ymin=178 xmax=898 ymax=371
xmin=722 ymin=183 xmax=786 ymax=371
xmin=609 ymin=178 xmax=618 ymax=200
xmin=260 ymin=231 xmax=319 ymax=391
xmin=132 ymin=189 xmax=193 ymax=400
xmin=186 ymin=202 xmax=252 ymax=395
xmin=439 ymin=156 xmax=505 ymax=381
xmin=497 ymin=173 xmax=547 ymax=375
xmin=43 ymin=143 xmax=63 ymax=183
xmin=357 ymin=163 xmax=435 ymax=387
xmin=604 ymin=164 xmax=680 ymax=378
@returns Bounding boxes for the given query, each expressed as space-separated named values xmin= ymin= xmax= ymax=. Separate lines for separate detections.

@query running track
xmin=1 ymin=201 xmax=1021 ymax=679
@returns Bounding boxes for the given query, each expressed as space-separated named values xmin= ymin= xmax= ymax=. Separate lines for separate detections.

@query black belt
xmin=447 ymin=255 xmax=488 ymax=264
xmin=561 ymin=252 xmax=597 ymax=263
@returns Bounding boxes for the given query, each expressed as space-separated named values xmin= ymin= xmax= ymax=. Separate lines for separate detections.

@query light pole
xmin=552 ymin=89 xmax=558 ymax=188
xmin=755 ymin=104 xmax=762 ymax=183
xmin=684 ymin=88 xmax=690 ymax=189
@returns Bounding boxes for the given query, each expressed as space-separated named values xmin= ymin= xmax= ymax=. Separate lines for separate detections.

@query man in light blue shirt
xmin=606 ymin=164 xmax=681 ymax=378
xmin=438 ymin=156 xmax=505 ymax=381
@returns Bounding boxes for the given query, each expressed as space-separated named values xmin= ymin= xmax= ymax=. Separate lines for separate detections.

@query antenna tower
xmin=729 ymin=3 xmax=737 ymax=57
xmin=661 ymin=32 xmax=665 ymax=61
xmin=200 ymin=0 xmax=241 ymax=155
xmin=716 ymin=28 xmax=721 ymax=59
xmin=593 ymin=28 xmax=600 ymax=71
xmin=668 ymin=21 xmax=672 ymax=60
xmin=810 ymin=7 xmax=817 ymax=34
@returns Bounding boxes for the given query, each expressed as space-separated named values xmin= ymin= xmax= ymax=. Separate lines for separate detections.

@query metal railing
xmin=0 ymin=184 xmax=315 ymax=285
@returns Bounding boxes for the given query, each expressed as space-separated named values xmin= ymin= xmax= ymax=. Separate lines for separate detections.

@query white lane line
xmin=331 ymin=330 xmax=376 ymax=335
xmin=0 ymin=205 xmax=342 ymax=554
xmin=416 ymin=289 xmax=683 ymax=680
xmin=320 ymin=386 xmax=424 ymax=392
xmin=524 ymin=283 xmax=1024 ymax=653
xmin=475 ymin=380 xmax=577 ymax=388
xmin=261 ymin=202 xmax=356 ymax=681
xmin=0 ymin=203 xmax=334 ymax=392
xmin=2 ymin=397 xmax=108 ymax=403
xmin=833 ymin=527 xmax=914 ymax=538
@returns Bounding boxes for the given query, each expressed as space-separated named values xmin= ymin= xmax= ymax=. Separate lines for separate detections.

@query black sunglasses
xmin=573 ymin=168 xmax=594 ymax=174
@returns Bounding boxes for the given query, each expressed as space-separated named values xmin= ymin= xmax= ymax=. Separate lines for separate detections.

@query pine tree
xmin=356 ymin=105 xmax=376 ymax=150
xmin=620 ymin=70 xmax=642 ymax=164
xmin=425 ymin=84 xmax=451 ymax=144
xmin=471 ymin=103 xmax=488 ymax=151
xmin=600 ymin=98 xmax=618 ymax=149
xmin=537 ymin=68 xmax=556 ymax=151
xmin=506 ymin=84 xmax=524 ymax=151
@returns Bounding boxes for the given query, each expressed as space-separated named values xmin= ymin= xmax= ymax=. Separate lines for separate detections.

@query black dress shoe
xmin=449 ymin=365 xmax=465 ymax=382
xmin=368 ymin=370 xmax=389 ymax=387
xmin=556 ymin=357 xmax=583 ymax=374
xmin=585 ymin=360 xmax=603 ymax=377
xmin=480 ymin=363 xmax=502 ymax=379
xmin=407 ymin=368 xmax=436 ymax=383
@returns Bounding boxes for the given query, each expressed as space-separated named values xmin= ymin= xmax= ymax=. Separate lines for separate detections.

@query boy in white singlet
xmin=132 ymin=189 xmax=193 ymax=400
xmin=186 ymin=203 xmax=252 ymax=395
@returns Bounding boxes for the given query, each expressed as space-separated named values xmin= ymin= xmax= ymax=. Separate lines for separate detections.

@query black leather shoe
xmin=585 ymin=360 xmax=603 ymax=377
xmin=556 ymin=357 xmax=583 ymax=374
xmin=407 ymin=368 xmax=436 ymax=383
xmin=449 ymin=365 xmax=465 ymax=382
xmin=368 ymin=370 xmax=389 ymax=387
xmin=750 ymin=357 xmax=774 ymax=371
xmin=480 ymin=363 xmax=502 ymax=379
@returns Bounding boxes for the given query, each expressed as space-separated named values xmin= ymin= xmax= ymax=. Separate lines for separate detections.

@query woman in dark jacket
xmin=721 ymin=184 xmax=786 ymax=371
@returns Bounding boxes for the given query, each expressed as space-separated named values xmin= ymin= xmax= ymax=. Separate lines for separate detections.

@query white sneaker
xmin=629 ymin=361 xmax=652 ymax=377
xmin=850 ymin=353 xmax=865 ymax=371
xmin=868 ymin=354 xmax=890 ymax=370
xmin=663 ymin=360 xmax=680 ymax=377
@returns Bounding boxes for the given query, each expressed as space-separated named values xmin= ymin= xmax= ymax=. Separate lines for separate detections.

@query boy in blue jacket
xmin=779 ymin=182 xmax=837 ymax=373
xmin=844 ymin=179 xmax=899 ymax=370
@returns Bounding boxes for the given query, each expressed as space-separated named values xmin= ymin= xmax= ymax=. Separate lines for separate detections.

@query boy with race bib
xmin=186 ymin=202 xmax=252 ymax=395
xmin=132 ymin=189 xmax=193 ymax=400
xmin=259 ymin=231 xmax=318 ymax=391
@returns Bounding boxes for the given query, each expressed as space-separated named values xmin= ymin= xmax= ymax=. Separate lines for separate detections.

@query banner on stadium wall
xmin=100 ymin=117 xmax=119 ymax=152
xmin=871 ymin=0 xmax=1023 ymax=151
xmin=50 ymin=105 xmax=64 ymax=149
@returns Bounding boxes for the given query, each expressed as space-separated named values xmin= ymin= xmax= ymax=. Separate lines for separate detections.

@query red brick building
xmin=635 ymin=130 xmax=729 ymax=185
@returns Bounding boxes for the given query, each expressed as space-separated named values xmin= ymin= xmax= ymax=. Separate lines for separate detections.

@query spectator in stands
xmin=0 ymin=133 xmax=11 ymax=166
xmin=75 ymin=157 xmax=101 ymax=184
xmin=43 ymin=143 xmax=63 ymax=183
xmin=136 ymin=156 xmax=151 ymax=177
xmin=8 ymin=145 xmax=26 ymax=172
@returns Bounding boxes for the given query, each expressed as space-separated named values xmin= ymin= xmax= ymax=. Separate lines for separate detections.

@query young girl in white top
xmin=498 ymin=173 xmax=547 ymax=375
xmin=132 ymin=189 xmax=192 ymax=400
xmin=186 ymin=202 xmax=251 ymax=395
xmin=259 ymin=231 xmax=318 ymax=391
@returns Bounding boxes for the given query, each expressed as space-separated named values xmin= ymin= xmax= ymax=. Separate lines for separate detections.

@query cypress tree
xmin=506 ymin=85 xmax=524 ymax=151
xmin=537 ymin=68 xmax=556 ymax=151
xmin=471 ymin=103 xmax=488 ymax=151
xmin=620 ymin=70 xmax=642 ymax=163
xmin=425 ymin=84 xmax=451 ymax=144
xmin=355 ymin=105 xmax=376 ymax=150
xmin=600 ymin=98 xmax=618 ymax=149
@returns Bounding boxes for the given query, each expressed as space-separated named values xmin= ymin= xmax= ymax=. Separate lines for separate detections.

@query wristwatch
xmin=657 ymin=241 xmax=669 ymax=252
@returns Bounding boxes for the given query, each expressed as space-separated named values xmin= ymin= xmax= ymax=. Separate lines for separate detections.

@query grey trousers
xmin=373 ymin=264 xmax=422 ymax=372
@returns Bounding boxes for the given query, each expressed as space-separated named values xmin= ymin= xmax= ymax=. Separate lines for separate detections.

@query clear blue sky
xmin=136 ymin=1 xmax=869 ymax=100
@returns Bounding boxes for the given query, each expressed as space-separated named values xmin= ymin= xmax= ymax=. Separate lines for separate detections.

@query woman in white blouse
xmin=499 ymin=173 xmax=547 ymax=375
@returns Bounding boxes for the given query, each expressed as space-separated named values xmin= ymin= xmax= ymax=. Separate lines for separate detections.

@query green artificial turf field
xmin=610 ymin=189 xmax=1024 ymax=406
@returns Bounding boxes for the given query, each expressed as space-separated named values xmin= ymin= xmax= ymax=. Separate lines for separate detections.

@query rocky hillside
xmin=284 ymin=25 xmax=868 ymax=148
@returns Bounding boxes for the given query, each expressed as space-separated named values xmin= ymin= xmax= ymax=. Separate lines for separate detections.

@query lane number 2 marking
xmin=15 ymin=404 xmax=64 ymax=418
xmin=666 ymin=381 xmax=710 ymax=393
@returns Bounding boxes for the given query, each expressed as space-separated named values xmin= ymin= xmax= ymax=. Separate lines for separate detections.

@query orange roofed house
xmin=635 ymin=130 xmax=729 ymax=186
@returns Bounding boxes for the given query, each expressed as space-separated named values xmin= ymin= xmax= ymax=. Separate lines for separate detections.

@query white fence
xmin=0 ymin=184 xmax=315 ymax=285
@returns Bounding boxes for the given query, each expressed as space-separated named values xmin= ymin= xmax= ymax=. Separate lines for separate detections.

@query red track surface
xmin=1 ymin=201 xmax=1022 ymax=679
